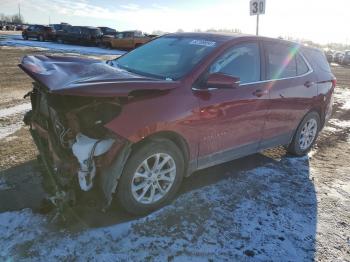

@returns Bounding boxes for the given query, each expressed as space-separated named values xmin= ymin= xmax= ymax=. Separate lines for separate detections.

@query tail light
xmin=331 ymin=79 xmax=337 ymax=88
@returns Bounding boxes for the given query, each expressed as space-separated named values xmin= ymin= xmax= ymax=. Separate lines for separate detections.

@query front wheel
xmin=287 ymin=111 xmax=320 ymax=156
xmin=116 ymin=139 xmax=185 ymax=215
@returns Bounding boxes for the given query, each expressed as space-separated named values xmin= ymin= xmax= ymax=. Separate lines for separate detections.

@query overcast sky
xmin=1 ymin=0 xmax=349 ymax=44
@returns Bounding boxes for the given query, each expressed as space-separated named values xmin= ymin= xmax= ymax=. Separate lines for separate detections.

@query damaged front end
xmin=24 ymin=82 xmax=131 ymax=211
xmin=19 ymin=54 xmax=179 ymax=215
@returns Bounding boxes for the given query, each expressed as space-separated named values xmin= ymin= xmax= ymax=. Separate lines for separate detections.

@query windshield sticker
xmin=189 ymin=40 xmax=216 ymax=47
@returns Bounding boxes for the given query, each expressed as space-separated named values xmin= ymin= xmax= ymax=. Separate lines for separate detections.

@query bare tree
xmin=11 ymin=14 xmax=24 ymax=24
xmin=0 ymin=13 xmax=24 ymax=24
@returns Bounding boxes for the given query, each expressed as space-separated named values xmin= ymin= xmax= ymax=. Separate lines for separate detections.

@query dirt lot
xmin=0 ymin=46 xmax=349 ymax=261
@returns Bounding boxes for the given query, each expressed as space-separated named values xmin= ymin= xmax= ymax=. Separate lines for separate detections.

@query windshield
xmin=112 ymin=36 xmax=219 ymax=80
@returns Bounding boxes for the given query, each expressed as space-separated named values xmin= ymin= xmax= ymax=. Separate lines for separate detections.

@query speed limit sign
xmin=250 ymin=0 xmax=266 ymax=16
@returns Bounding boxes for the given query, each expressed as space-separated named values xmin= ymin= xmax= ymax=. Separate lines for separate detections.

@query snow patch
xmin=0 ymin=34 xmax=126 ymax=56
xmin=0 ymin=103 xmax=31 ymax=139
xmin=0 ymin=103 xmax=31 ymax=118
xmin=0 ymin=122 xmax=23 ymax=140
xmin=334 ymin=88 xmax=350 ymax=110
xmin=329 ymin=119 xmax=350 ymax=129
xmin=0 ymin=156 xmax=317 ymax=261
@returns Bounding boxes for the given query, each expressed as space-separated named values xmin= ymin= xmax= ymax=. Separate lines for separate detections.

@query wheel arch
xmin=131 ymin=130 xmax=190 ymax=166
xmin=309 ymin=106 xmax=325 ymax=128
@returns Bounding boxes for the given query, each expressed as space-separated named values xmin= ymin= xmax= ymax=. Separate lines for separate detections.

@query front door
xmin=194 ymin=41 xmax=269 ymax=169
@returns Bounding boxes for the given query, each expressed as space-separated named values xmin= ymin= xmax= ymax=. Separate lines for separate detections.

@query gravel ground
xmin=0 ymin=45 xmax=349 ymax=261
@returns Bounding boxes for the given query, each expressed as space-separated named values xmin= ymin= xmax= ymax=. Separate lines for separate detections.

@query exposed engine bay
xmin=23 ymin=82 xmax=130 ymax=211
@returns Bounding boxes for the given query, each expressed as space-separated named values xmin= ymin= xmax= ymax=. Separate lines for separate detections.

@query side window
xmin=296 ymin=54 xmax=309 ymax=75
xmin=209 ymin=42 xmax=260 ymax=84
xmin=265 ymin=42 xmax=297 ymax=79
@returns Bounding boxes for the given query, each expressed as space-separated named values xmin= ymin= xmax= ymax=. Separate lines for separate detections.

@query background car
xmin=22 ymin=24 xmax=56 ymax=41
xmin=50 ymin=23 xmax=71 ymax=32
xmin=98 ymin=26 xmax=117 ymax=36
xmin=325 ymin=50 xmax=334 ymax=63
xmin=102 ymin=30 xmax=153 ymax=49
xmin=56 ymin=26 xmax=102 ymax=45
xmin=340 ymin=50 xmax=350 ymax=65
xmin=333 ymin=51 xmax=344 ymax=64
xmin=15 ymin=24 xmax=26 ymax=31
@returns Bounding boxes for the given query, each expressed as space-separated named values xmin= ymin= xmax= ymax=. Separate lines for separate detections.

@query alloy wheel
xmin=131 ymin=153 xmax=176 ymax=204
xmin=299 ymin=118 xmax=318 ymax=150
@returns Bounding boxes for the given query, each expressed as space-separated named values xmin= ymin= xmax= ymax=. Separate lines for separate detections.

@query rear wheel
xmin=287 ymin=111 xmax=320 ymax=156
xmin=116 ymin=139 xmax=185 ymax=215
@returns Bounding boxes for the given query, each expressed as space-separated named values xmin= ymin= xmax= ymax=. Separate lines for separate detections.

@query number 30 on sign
xmin=250 ymin=0 xmax=266 ymax=16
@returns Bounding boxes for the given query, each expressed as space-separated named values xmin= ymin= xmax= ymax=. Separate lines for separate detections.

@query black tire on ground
xmin=104 ymin=43 xmax=112 ymax=49
xmin=23 ymin=35 xmax=28 ymax=40
xmin=116 ymin=139 xmax=185 ymax=215
xmin=287 ymin=111 xmax=321 ymax=156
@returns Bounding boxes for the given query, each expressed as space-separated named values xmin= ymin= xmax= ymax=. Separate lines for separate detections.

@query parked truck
xmin=102 ymin=30 xmax=154 ymax=50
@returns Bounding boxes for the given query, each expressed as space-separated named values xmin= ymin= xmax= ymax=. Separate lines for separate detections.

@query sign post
xmin=250 ymin=0 xmax=266 ymax=36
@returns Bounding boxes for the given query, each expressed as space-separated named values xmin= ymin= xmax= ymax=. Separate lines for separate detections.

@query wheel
xmin=287 ymin=111 xmax=320 ymax=156
xmin=38 ymin=35 xmax=44 ymax=41
xmin=116 ymin=139 xmax=185 ymax=215
xmin=57 ymin=37 xmax=64 ymax=44
xmin=23 ymin=34 xmax=28 ymax=40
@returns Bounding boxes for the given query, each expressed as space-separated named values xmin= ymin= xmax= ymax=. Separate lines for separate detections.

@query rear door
xmin=194 ymin=41 xmax=270 ymax=168
xmin=116 ymin=32 xmax=133 ymax=48
xmin=260 ymin=40 xmax=317 ymax=149
xmin=71 ymin=27 xmax=82 ymax=42
xmin=26 ymin=25 xmax=35 ymax=38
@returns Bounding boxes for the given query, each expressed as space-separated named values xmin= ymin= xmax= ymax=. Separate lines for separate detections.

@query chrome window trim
xmin=192 ymin=45 xmax=314 ymax=90
xmin=240 ymin=50 xmax=314 ymax=86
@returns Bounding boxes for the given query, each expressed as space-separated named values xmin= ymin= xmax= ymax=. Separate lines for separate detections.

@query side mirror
xmin=206 ymin=73 xmax=240 ymax=89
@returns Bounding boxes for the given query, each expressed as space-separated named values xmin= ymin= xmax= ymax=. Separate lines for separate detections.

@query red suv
xmin=22 ymin=24 xmax=56 ymax=41
xmin=20 ymin=33 xmax=335 ymax=215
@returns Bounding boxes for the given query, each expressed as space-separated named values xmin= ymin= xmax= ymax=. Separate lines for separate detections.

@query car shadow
xmin=0 ymin=148 xmax=317 ymax=259
xmin=0 ymin=160 xmax=45 ymax=212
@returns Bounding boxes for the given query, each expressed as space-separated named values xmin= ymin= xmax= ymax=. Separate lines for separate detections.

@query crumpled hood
xmin=19 ymin=55 xmax=179 ymax=97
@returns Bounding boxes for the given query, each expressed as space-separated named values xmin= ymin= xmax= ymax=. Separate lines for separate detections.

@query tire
xmin=23 ymin=35 xmax=28 ymax=40
xmin=116 ymin=139 xmax=185 ymax=215
xmin=287 ymin=111 xmax=321 ymax=156
xmin=38 ymin=35 xmax=44 ymax=41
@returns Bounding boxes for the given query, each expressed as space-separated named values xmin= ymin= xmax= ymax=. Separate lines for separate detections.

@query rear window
xmin=302 ymin=47 xmax=331 ymax=73
xmin=296 ymin=54 xmax=309 ymax=75
xmin=264 ymin=42 xmax=297 ymax=79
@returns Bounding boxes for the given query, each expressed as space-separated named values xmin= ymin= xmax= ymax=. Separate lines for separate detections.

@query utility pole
xmin=18 ymin=2 xmax=21 ymax=18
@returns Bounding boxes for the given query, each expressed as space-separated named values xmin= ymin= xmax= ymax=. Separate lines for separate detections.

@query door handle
xmin=253 ymin=89 xmax=268 ymax=97
xmin=304 ymin=81 xmax=315 ymax=88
